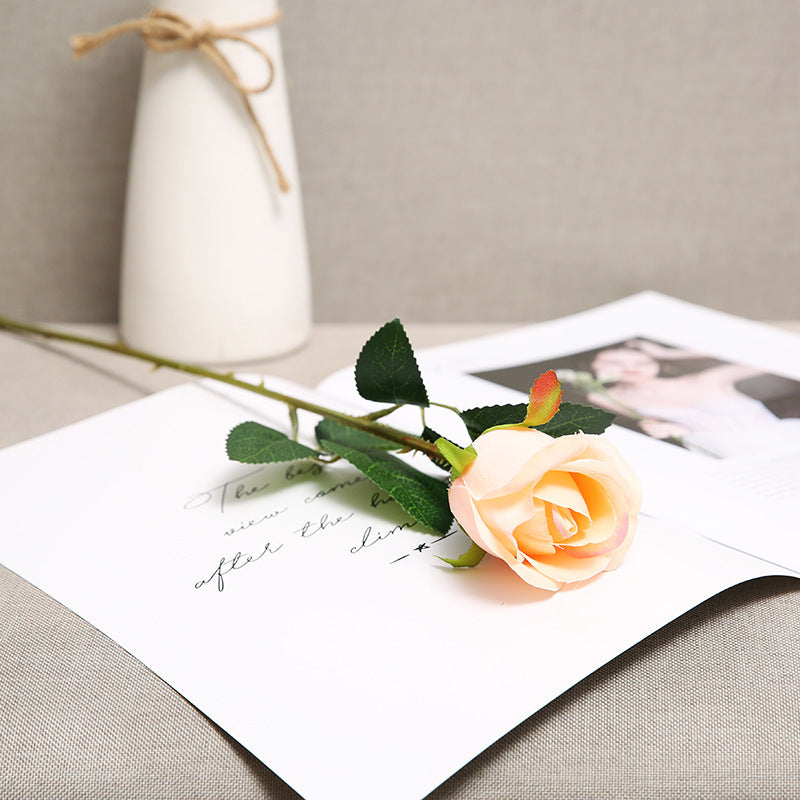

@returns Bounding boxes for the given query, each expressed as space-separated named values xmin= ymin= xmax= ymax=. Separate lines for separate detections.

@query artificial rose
xmin=448 ymin=427 xmax=642 ymax=591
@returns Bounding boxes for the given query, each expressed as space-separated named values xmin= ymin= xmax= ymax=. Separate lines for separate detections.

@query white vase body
xmin=120 ymin=0 xmax=311 ymax=362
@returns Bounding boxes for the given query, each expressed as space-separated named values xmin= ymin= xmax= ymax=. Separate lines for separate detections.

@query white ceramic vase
xmin=120 ymin=0 xmax=311 ymax=362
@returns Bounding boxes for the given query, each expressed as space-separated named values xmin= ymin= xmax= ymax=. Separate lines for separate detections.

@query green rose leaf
xmin=459 ymin=403 xmax=527 ymax=439
xmin=315 ymin=418 xmax=397 ymax=451
xmin=535 ymin=402 xmax=616 ymax=437
xmin=319 ymin=438 xmax=452 ymax=534
xmin=355 ymin=319 xmax=429 ymax=407
xmin=461 ymin=401 xmax=615 ymax=439
xmin=439 ymin=540 xmax=486 ymax=568
xmin=226 ymin=421 xmax=319 ymax=464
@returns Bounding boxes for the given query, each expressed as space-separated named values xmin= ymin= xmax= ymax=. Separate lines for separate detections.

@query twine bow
xmin=71 ymin=8 xmax=290 ymax=192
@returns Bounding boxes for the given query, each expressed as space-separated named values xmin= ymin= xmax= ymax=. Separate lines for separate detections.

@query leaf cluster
xmin=227 ymin=320 xmax=449 ymax=533
xmin=225 ymin=319 xmax=615 ymax=539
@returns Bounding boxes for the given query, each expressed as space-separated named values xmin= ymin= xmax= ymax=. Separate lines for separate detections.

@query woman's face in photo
xmin=591 ymin=349 xmax=660 ymax=383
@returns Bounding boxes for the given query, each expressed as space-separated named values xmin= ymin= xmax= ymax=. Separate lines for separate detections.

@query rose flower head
xmin=441 ymin=371 xmax=642 ymax=590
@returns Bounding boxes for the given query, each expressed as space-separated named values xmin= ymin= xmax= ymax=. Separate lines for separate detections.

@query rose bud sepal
xmin=434 ymin=437 xmax=487 ymax=568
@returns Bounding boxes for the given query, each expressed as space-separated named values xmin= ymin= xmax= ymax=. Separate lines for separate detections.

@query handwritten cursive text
xmin=195 ymin=543 xmax=283 ymax=591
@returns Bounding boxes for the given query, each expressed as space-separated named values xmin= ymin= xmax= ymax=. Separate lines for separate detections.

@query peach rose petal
xmin=448 ymin=481 xmax=517 ymax=561
xmin=532 ymin=470 xmax=590 ymax=516
xmin=554 ymin=477 xmax=619 ymax=546
xmin=477 ymin=487 xmax=536 ymax=539
xmin=526 ymin=547 xmax=615 ymax=583
xmin=565 ymin=442 xmax=643 ymax=501
xmin=508 ymin=558 xmax=564 ymax=592
xmin=569 ymin=515 xmax=630 ymax=558
xmin=605 ymin=516 xmax=638 ymax=569
xmin=512 ymin=499 xmax=558 ymax=556
xmin=461 ymin=428 xmax=547 ymax=499
xmin=546 ymin=505 xmax=580 ymax=541
xmin=494 ymin=433 xmax=593 ymax=498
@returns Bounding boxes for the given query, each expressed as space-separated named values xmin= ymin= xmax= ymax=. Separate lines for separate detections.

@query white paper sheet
xmin=1 ymin=294 xmax=798 ymax=800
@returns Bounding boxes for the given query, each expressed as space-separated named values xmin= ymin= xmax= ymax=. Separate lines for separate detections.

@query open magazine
xmin=0 ymin=292 xmax=798 ymax=800
xmin=320 ymin=292 xmax=800 ymax=572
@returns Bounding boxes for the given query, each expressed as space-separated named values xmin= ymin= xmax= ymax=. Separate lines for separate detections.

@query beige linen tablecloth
xmin=1 ymin=324 xmax=799 ymax=799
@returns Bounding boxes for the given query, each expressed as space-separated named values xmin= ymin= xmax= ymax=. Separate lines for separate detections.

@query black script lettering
xmin=194 ymin=542 xmax=283 ymax=592
xmin=234 ymin=477 xmax=271 ymax=501
xmin=370 ymin=492 xmax=394 ymax=508
xmin=223 ymin=506 xmax=288 ymax=536
xmin=350 ymin=520 xmax=417 ymax=554
xmin=285 ymin=462 xmax=323 ymax=481
xmin=296 ymin=512 xmax=354 ymax=538
xmin=304 ymin=475 xmax=366 ymax=504
xmin=184 ymin=466 xmax=267 ymax=514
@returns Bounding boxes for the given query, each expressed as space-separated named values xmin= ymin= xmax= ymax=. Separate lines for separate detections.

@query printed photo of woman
xmin=474 ymin=339 xmax=800 ymax=459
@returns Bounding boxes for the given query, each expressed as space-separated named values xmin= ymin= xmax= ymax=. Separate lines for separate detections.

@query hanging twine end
xmin=70 ymin=33 xmax=95 ymax=58
xmin=68 ymin=8 xmax=292 ymax=195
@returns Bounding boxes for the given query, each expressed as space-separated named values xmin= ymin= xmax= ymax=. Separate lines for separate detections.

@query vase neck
xmin=159 ymin=0 xmax=278 ymax=27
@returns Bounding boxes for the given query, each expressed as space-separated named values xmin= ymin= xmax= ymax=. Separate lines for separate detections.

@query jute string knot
xmin=71 ymin=8 xmax=290 ymax=192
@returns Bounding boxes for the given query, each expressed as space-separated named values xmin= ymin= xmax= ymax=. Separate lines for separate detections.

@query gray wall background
xmin=1 ymin=1 xmax=798 ymax=323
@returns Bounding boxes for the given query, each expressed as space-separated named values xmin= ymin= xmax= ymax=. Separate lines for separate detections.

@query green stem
xmin=0 ymin=317 xmax=443 ymax=461
xmin=430 ymin=400 xmax=462 ymax=415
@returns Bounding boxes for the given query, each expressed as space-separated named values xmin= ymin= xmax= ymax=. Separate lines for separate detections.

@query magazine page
xmin=320 ymin=292 xmax=800 ymax=572
xmin=0 ymin=369 xmax=792 ymax=800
